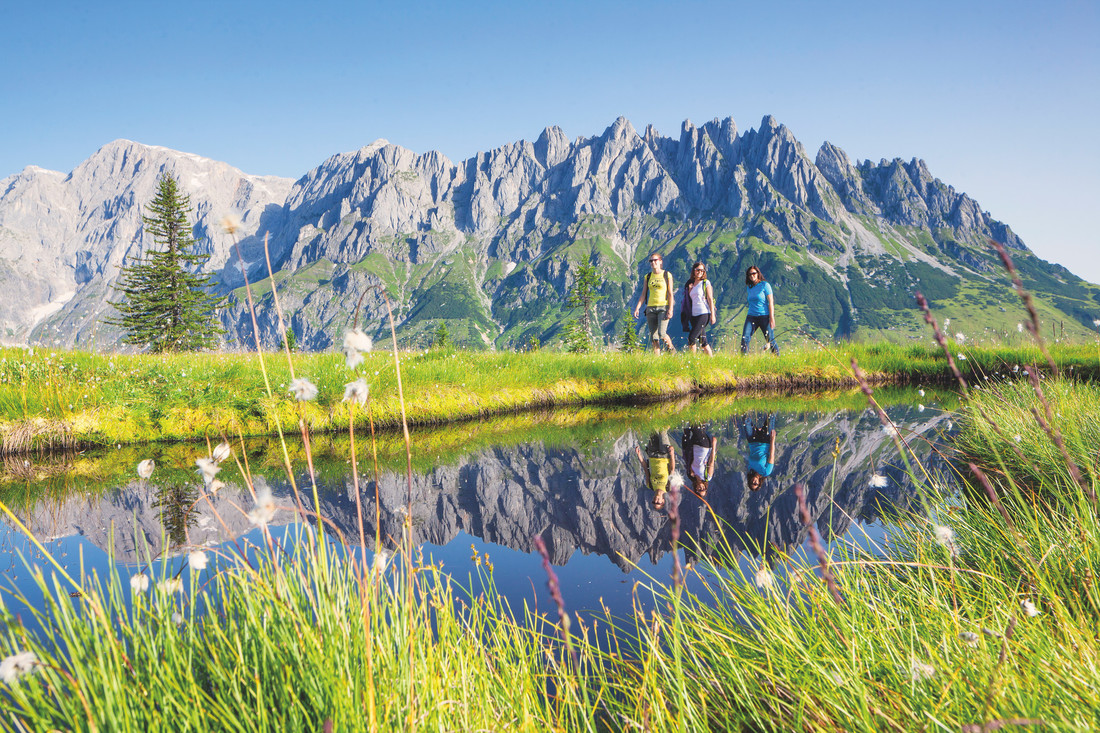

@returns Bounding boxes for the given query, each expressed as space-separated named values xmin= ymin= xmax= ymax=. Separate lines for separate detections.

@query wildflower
xmin=343 ymin=329 xmax=373 ymax=353
xmin=934 ymin=525 xmax=959 ymax=557
xmin=1012 ymin=364 xmax=1019 ymax=373
xmin=754 ymin=567 xmax=775 ymax=590
xmin=342 ymin=379 xmax=369 ymax=406
xmin=918 ymin=389 xmax=925 ymax=397
xmin=918 ymin=404 xmax=925 ymax=412
xmin=344 ymin=348 xmax=364 ymax=369
xmin=248 ymin=484 xmax=277 ymax=527
xmin=955 ymin=333 xmax=965 ymax=343
xmin=219 ymin=214 xmax=242 ymax=235
xmin=1014 ymin=435 xmax=1022 ymax=443
xmin=288 ymin=377 xmax=318 ymax=401
xmin=0 ymin=651 xmax=38 ymax=685
xmin=1021 ymin=599 xmax=1040 ymax=617
xmin=196 ymin=457 xmax=220 ymax=484
xmin=1094 ymin=319 xmax=1100 ymax=328
xmin=189 ymin=551 xmax=208 ymax=571
xmin=944 ymin=318 xmax=950 ymax=327
xmin=130 ymin=573 xmax=150 ymax=592
xmin=212 ymin=441 xmax=232 ymax=464
xmin=910 ymin=660 xmax=936 ymax=680
xmin=157 ymin=577 xmax=184 ymax=595
xmin=869 ymin=474 xmax=888 ymax=488
xmin=958 ymin=632 xmax=980 ymax=646
xmin=373 ymin=550 xmax=390 ymax=574
xmin=1017 ymin=323 xmax=1024 ymax=333
xmin=137 ymin=459 xmax=155 ymax=479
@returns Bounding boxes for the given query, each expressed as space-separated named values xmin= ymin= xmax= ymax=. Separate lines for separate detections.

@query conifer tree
xmin=108 ymin=175 xmax=225 ymax=351
xmin=564 ymin=252 xmax=604 ymax=352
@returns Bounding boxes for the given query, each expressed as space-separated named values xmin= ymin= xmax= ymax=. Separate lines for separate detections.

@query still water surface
xmin=1 ymin=393 xmax=954 ymax=623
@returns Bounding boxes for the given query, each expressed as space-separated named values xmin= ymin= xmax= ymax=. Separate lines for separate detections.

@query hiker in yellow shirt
xmin=632 ymin=252 xmax=676 ymax=354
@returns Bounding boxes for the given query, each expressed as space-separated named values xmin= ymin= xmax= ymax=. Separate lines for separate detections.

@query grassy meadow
xmin=0 ymin=369 xmax=1098 ymax=729
xmin=2 ymin=339 xmax=1096 ymax=454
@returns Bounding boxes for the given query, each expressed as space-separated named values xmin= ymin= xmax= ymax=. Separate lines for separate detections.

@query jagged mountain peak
xmin=3 ymin=115 xmax=1096 ymax=352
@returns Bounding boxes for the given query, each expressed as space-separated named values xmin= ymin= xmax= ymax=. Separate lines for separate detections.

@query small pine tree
xmin=432 ymin=322 xmax=452 ymax=349
xmin=107 ymin=174 xmax=225 ymax=352
xmin=562 ymin=318 xmax=594 ymax=353
xmin=565 ymin=252 xmax=604 ymax=348
xmin=619 ymin=313 xmax=644 ymax=352
xmin=284 ymin=327 xmax=298 ymax=352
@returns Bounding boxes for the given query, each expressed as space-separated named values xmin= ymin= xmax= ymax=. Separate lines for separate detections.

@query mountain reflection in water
xmin=2 ymin=400 xmax=951 ymax=614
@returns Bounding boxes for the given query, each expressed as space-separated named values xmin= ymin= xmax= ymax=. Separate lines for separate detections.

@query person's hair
xmin=691 ymin=475 xmax=709 ymax=498
xmin=745 ymin=266 xmax=766 ymax=286
xmin=746 ymin=470 xmax=764 ymax=491
xmin=684 ymin=261 xmax=707 ymax=289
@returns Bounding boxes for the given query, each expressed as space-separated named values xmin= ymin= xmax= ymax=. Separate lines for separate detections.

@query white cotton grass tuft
xmin=130 ymin=573 xmax=150 ymax=592
xmin=869 ymin=474 xmax=888 ymax=489
xmin=1017 ymin=323 xmax=1024 ymax=333
xmin=189 ymin=551 xmax=208 ymax=571
xmin=171 ymin=612 xmax=185 ymax=626
xmin=1021 ymin=599 xmax=1040 ymax=617
xmin=157 ymin=577 xmax=184 ymax=595
xmin=373 ymin=549 xmax=390 ymax=574
xmin=343 ymin=329 xmax=373 ymax=353
xmin=754 ymin=567 xmax=775 ymax=590
xmin=344 ymin=348 xmax=364 ymax=370
xmin=918 ymin=404 xmax=925 ymax=412
xmin=196 ymin=457 xmax=220 ymax=484
xmin=137 ymin=459 xmax=155 ymax=479
xmin=211 ymin=442 xmax=232 ymax=464
xmin=955 ymin=333 xmax=965 ymax=343
xmin=342 ymin=379 xmax=370 ymax=406
xmin=918 ymin=389 xmax=925 ymax=397
xmin=248 ymin=482 xmax=277 ymax=527
xmin=0 ymin=651 xmax=38 ymax=685
xmin=288 ymin=378 xmax=318 ymax=402
xmin=934 ymin=525 xmax=959 ymax=558
xmin=219 ymin=214 xmax=242 ymax=235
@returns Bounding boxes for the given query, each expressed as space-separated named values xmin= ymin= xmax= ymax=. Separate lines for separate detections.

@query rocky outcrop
xmin=3 ymin=116 xmax=1085 ymax=351
xmin=0 ymin=140 xmax=292 ymax=345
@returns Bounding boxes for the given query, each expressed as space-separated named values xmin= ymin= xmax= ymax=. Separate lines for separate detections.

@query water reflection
xmin=1 ymin=398 xmax=952 ymax=613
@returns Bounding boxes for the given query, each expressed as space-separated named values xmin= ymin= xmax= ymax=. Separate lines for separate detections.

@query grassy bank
xmin=2 ymin=378 xmax=1098 ymax=729
xmin=1 ymin=341 xmax=1093 ymax=454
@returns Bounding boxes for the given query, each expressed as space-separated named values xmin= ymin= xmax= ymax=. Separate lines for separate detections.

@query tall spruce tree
xmin=564 ymin=252 xmax=604 ymax=351
xmin=108 ymin=175 xmax=225 ymax=351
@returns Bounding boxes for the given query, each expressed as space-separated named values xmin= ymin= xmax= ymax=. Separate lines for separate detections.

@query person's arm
xmin=633 ymin=275 xmax=648 ymax=318
xmin=667 ymin=444 xmax=676 ymax=473
xmin=766 ymin=287 xmax=776 ymax=330
xmin=768 ymin=431 xmax=777 ymax=465
xmin=665 ymin=272 xmax=673 ymax=318
xmin=706 ymin=281 xmax=716 ymax=325
xmin=706 ymin=436 xmax=718 ymax=479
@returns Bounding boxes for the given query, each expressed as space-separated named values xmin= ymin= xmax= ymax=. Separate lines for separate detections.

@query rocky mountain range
xmin=7 ymin=404 xmax=945 ymax=571
xmin=3 ymin=117 xmax=1097 ymax=350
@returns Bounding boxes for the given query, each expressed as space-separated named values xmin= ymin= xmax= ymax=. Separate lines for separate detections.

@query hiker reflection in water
xmin=635 ymin=430 xmax=676 ymax=509
xmin=740 ymin=413 xmax=777 ymax=491
xmin=681 ymin=424 xmax=718 ymax=499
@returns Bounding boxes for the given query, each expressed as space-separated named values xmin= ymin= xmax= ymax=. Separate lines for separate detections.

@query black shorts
xmin=688 ymin=314 xmax=710 ymax=346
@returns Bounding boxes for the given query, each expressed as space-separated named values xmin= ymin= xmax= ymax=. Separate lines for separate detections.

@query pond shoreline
xmin=2 ymin=342 xmax=1092 ymax=456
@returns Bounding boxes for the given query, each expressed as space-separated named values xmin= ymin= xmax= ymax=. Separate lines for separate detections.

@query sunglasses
xmin=649 ymin=259 xmax=661 ymax=263
xmin=693 ymin=267 xmax=705 ymax=272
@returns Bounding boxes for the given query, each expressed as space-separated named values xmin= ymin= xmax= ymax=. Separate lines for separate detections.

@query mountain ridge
xmin=1 ymin=116 xmax=1096 ymax=350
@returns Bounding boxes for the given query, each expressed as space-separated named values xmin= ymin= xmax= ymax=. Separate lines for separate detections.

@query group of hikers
xmin=634 ymin=414 xmax=779 ymax=510
xmin=631 ymin=253 xmax=780 ymax=356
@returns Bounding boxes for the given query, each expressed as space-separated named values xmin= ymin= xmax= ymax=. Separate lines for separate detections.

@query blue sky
xmin=4 ymin=0 xmax=1098 ymax=282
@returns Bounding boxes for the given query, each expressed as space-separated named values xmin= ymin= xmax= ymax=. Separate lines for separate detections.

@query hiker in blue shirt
xmin=741 ymin=265 xmax=780 ymax=355
xmin=740 ymin=413 xmax=777 ymax=491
